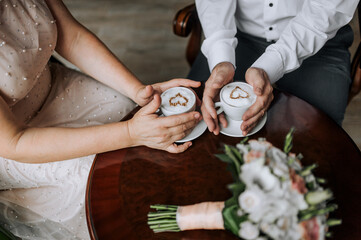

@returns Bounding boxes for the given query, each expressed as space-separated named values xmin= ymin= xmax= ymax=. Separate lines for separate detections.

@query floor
xmin=62 ymin=0 xmax=361 ymax=150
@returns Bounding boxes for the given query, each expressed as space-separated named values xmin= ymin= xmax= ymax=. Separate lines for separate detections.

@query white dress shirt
xmin=196 ymin=0 xmax=359 ymax=83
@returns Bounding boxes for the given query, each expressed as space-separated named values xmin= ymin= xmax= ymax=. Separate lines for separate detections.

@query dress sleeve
xmin=196 ymin=0 xmax=238 ymax=72
xmin=251 ymin=0 xmax=359 ymax=84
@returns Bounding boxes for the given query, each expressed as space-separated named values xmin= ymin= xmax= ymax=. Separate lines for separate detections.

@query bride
xmin=0 ymin=0 xmax=201 ymax=239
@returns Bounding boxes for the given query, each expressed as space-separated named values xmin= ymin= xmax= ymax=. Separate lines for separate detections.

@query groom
xmin=188 ymin=0 xmax=358 ymax=136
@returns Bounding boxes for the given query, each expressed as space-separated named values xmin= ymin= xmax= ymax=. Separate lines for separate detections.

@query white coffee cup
xmin=215 ymin=82 xmax=257 ymax=121
xmin=160 ymin=87 xmax=196 ymax=116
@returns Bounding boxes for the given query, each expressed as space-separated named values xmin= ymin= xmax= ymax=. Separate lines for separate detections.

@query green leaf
xmin=305 ymin=189 xmax=333 ymax=205
xmin=300 ymin=163 xmax=318 ymax=177
xmin=222 ymin=200 xmax=248 ymax=236
xmin=230 ymin=146 xmax=244 ymax=164
xmin=240 ymin=137 xmax=249 ymax=144
xmin=226 ymin=165 xmax=240 ymax=183
xmin=299 ymin=204 xmax=338 ymax=221
xmin=225 ymin=145 xmax=241 ymax=176
xmin=227 ymin=183 xmax=246 ymax=202
xmin=215 ymin=154 xmax=233 ymax=164
xmin=284 ymin=127 xmax=295 ymax=154
xmin=224 ymin=195 xmax=238 ymax=209
xmin=316 ymin=178 xmax=327 ymax=184
xmin=327 ymin=219 xmax=342 ymax=227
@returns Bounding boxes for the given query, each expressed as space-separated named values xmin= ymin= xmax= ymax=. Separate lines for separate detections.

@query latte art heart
xmin=169 ymin=93 xmax=189 ymax=107
xmin=230 ymin=86 xmax=250 ymax=99
xmin=222 ymin=83 xmax=256 ymax=107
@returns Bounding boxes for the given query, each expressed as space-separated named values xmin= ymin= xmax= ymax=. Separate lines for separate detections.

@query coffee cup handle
xmin=214 ymin=102 xmax=224 ymax=115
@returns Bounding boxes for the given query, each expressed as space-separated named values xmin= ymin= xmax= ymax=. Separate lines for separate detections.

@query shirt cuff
xmin=251 ymin=51 xmax=284 ymax=84
xmin=202 ymin=41 xmax=236 ymax=72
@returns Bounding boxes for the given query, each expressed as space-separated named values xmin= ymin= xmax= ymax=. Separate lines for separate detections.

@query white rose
xmin=260 ymin=222 xmax=283 ymax=239
xmin=289 ymin=190 xmax=308 ymax=210
xmin=239 ymin=190 xmax=262 ymax=213
xmin=240 ymin=158 xmax=279 ymax=191
xmin=256 ymin=166 xmax=278 ymax=191
xmin=236 ymin=143 xmax=249 ymax=155
xmin=239 ymin=221 xmax=260 ymax=240
xmin=267 ymin=148 xmax=289 ymax=177
xmin=240 ymin=158 xmax=265 ymax=188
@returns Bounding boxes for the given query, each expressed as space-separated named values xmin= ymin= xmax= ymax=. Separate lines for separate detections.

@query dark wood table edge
xmin=86 ymin=153 xmax=100 ymax=240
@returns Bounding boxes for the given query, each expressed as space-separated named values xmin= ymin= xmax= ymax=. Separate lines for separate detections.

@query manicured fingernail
xmin=189 ymin=142 xmax=192 ymax=147
xmin=194 ymin=113 xmax=200 ymax=118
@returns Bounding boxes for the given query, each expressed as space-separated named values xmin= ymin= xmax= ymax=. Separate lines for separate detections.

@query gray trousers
xmin=188 ymin=25 xmax=354 ymax=125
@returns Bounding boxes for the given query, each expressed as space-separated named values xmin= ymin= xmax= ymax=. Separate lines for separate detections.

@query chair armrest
xmin=173 ymin=4 xmax=197 ymax=37
xmin=173 ymin=4 xmax=202 ymax=66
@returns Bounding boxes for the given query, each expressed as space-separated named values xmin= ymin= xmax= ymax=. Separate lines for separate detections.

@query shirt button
xmin=269 ymin=27 xmax=273 ymax=31
xmin=269 ymin=3 xmax=273 ymax=7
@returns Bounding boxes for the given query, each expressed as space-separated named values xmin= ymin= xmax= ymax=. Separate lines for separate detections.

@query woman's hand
xmin=127 ymin=94 xmax=202 ymax=153
xmin=134 ymin=78 xmax=201 ymax=106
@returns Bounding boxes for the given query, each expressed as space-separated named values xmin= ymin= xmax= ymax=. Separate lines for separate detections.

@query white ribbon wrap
xmin=176 ymin=201 xmax=225 ymax=230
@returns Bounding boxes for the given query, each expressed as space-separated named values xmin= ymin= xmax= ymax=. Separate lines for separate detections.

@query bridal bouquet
xmin=147 ymin=129 xmax=341 ymax=239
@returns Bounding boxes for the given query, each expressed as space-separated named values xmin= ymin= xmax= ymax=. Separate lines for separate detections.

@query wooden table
xmin=86 ymin=90 xmax=361 ymax=240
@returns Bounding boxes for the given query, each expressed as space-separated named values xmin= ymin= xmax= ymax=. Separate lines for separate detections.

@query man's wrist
xmin=212 ymin=61 xmax=235 ymax=72
xmin=251 ymin=51 xmax=284 ymax=84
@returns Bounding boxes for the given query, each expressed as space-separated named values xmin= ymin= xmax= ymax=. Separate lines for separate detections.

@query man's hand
xmin=201 ymin=62 xmax=235 ymax=135
xmin=242 ymin=67 xmax=273 ymax=135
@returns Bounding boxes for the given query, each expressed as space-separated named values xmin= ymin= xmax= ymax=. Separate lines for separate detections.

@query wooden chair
xmin=173 ymin=3 xmax=361 ymax=104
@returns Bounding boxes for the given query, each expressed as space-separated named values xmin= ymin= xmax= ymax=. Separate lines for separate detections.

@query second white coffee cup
xmin=215 ymin=82 xmax=257 ymax=121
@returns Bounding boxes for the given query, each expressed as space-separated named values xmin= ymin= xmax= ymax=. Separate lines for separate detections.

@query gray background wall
xmin=62 ymin=0 xmax=361 ymax=150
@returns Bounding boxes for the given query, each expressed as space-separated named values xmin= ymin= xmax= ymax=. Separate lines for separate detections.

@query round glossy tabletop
xmin=86 ymin=90 xmax=361 ymax=240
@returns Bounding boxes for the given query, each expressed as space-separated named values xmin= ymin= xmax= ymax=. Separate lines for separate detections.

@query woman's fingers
xmin=137 ymin=94 xmax=161 ymax=115
xmin=159 ymin=111 xmax=201 ymax=128
xmin=168 ymin=118 xmax=199 ymax=136
xmin=156 ymin=78 xmax=201 ymax=92
xmin=166 ymin=142 xmax=192 ymax=153
xmin=143 ymin=85 xmax=154 ymax=99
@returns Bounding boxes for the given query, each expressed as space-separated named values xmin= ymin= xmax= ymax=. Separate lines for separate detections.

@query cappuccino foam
xmin=222 ymin=83 xmax=256 ymax=107
xmin=161 ymin=87 xmax=196 ymax=113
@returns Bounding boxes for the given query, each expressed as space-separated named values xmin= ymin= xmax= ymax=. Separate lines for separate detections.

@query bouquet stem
xmin=148 ymin=202 xmax=225 ymax=232
xmin=148 ymin=205 xmax=179 ymax=232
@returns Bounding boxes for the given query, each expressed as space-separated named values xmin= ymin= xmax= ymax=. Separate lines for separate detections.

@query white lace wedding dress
xmin=0 ymin=0 xmax=135 ymax=239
